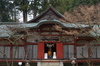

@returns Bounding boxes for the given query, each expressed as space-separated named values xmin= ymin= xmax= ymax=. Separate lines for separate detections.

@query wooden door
xmin=56 ymin=42 xmax=63 ymax=59
xmin=38 ymin=43 xmax=44 ymax=59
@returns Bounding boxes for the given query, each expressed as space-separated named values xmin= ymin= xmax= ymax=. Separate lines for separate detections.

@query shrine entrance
xmin=38 ymin=42 xmax=63 ymax=59
xmin=44 ymin=43 xmax=56 ymax=59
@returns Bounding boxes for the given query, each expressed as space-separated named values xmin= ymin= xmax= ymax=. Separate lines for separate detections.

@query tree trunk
xmin=33 ymin=8 xmax=37 ymax=18
xmin=33 ymin=0 xmax=37 ymax=18
xmin=23 ymin=10 xmax=27 ymax=22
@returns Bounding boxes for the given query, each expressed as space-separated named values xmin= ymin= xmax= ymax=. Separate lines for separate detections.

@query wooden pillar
xmin=38 ymin=43 xmax=44 ymax=59
xmin=74 ymin=36 xmax=77 ymax=58
xmin=10 ymin=44 xmax=13 ymax=59
xmin=56 ymin=42 xmax=63 ymax=59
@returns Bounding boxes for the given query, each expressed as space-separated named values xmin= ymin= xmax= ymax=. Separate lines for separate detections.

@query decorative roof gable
xmin=28 ymin=6 xmax=66 ymax=23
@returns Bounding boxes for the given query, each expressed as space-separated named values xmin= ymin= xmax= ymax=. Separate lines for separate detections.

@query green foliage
xmin=55 ymin=0 xmax=69 ymax=14
xmin=92 ymin=0 xmax=100 ymax=4
xmin=29 ymin=0 xmax=41 ymax=17
xmin=39 ymin=0 xmax=49 ymax=13
xmin=40 ymin=0 xmax=100 ymax=14
xmin=66 ymin=0 xmax=100 ymax=12
xmin=0 ymin=0 xmax=14 ymax=22
xmin=14 ymin=0 xmax=29 ymax=22
xmin=1 ymin=0 xmax=100 ymax=22
xmin=14 ymin=0 xmax=29 ymax=11
xmin=40 ymin=0 xmax=69 ymax=14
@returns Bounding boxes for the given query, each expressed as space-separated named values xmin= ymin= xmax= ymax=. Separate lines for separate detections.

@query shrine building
xmin=0 ymin=6 xmax=100 ymax=66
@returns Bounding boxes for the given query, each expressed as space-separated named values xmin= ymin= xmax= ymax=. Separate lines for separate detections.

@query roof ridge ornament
xmin=49 ymin=4 xmax=52 ymax=6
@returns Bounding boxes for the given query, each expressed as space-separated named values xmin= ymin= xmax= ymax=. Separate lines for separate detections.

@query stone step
xmin=42 ymin=62 xmax=59 ymax=66
xmin=37 ymin=62 xmax=63 ymax=66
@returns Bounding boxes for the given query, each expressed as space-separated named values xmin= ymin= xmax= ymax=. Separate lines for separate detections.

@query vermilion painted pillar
xmin=56 ymin=42 xmax=63 ymax=59
xmin=38 ymin=43 xmax=44 ymax=59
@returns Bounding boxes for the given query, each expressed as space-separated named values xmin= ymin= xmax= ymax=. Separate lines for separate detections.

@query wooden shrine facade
xmin=0 ymin=6 xmax=100 ymax=66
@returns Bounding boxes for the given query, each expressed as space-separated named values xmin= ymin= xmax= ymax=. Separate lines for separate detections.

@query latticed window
xmin=12 ymin=46 xmax=25 ymax=59
xmin=63 ymin=45 xmax=74 ymax=59
xmin=0 ymin=46 xmax=10 ymax=59
xmin=26 ymin=45 xmax=38 ymax=59
xmin=76 ymin=46 xmax=88 ymax=58
xmin=91 ymin=46 xmax=100 ymax=58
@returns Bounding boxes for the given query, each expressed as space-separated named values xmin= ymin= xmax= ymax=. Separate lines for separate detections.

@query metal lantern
xmin=18 ymin=62 xmax=22 ymax=66
xmin=71 ymin=57 xmax=76 ymax=66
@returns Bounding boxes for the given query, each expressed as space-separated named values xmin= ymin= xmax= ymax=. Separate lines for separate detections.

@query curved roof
xmin=24 ymin=20 xmax=89 ymax=28
xmin=0 ymin=21 xmax=99 ymax=37
xmin=27 ymin=6 xmax=66 ymax=23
